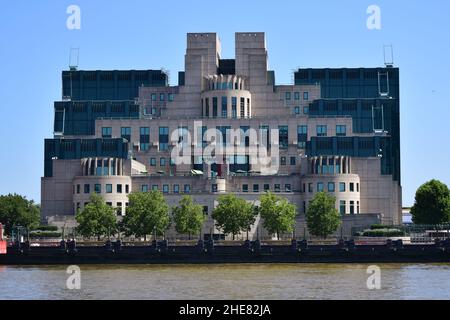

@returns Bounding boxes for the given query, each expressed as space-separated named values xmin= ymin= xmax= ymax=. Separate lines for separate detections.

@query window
xmin=290 ymin=157 xmax=296 ymax=166
xmin=163 ymin=185 xmax=169 ymax=194
xmin=350 ymin=183 xmax=355 ymax=192
xmin=279 ymin=125 xmax=289 ymax=149
xmin=303 ymin=92 xmax=309 ymax=100
xmin=159 ymin=127 xmax=169 ymax=151
xmin=232 ymin=97 xmax=237 ymax=118
xmin=84 ymin=184 xmax=90 ymax=194
xmin=264 ymin=184 xmax=270 ymax=192
xmin=168 ymin=93 xmax=174 ymax=101
xmin=106 ymin=184 xmax=112 ymax=193
xmin=125 ymin=185 xmax=129 ymax=193
xmin=357 ymin=183 xmax=360 ymax=192
xmin=203 ymin=206 xmax=208 ymax=216
xmin=76 ymin=184 xmax=80 ymax=194
xmin=116 ymin=202 xmax=122 ymax=216
xmin=308 ymin=183 xmax=313 ymax=193
xmin=117 ymin=184 xmax=122 ymax=194
xmin=102 ymin=127 xmax=112 ymax=138
xmin=317 ymin=125 xmax=327 ymax=137
xmin=294 ymin=92 xmax=300 ymax=100
xmin=159 ymin=93 xmax=165 ymax=101
xmin=242 ymin=184 xmax=248 ymax=193
xmin=339 ymin=182 xmax=346 ymax=192
xmin=350 ymin=201 xmax=355 ymax=214
xmin=152 ymin=185 xmax=158 ymax=191
xmin=303 ymin=201 xmax=306 ymax=213
xmin=317 ymin=182 xmax=324 ymax=192
xmin=280 ymin=157 xmax=286 ymax=166
xmin=357 ymin=201 xmax=360 ymax=214
xmin=184 ymin=184 xmax=190 ymax=193
xmin=205 ymin=98 xmax=210 ymax=117
xmin=274 ymin=184 xmax=281 ymax=192
xmin=297 ymin=125 xmax=307 ymax=149
xmin=285 ymin=184 xmax=292 ymax=192
xmin=212 ymin=184 xmax=218 ymax=192
xmin=141 ymin=185 xmax=148 ymax=192
xmin=240 ymin=98 xmax=245 ymax=118
xmin=285 ymin=92 xmax=291 ymax=101
xmin=150 ymin=158 xmax=156 ymax=166
xmin=253 ymin=184 xmax=259 ymax=193
xmin=340 ymin=201 xmax=346 ymax=215
xmin=303 ymin=106 xmax=309 ymax=114
xmin=294 ymin=106 xmax=300 ymax=115
xmin=106 ymin=202 xmax=112 ymax=207
xmin=336 ymin=125 xmax=347 ymax=137
xmin=173 ymin=184 xmax=180 ymax=193
xmin=221 ymin=96 xmax=227 ymax=118
xmin=151 ymin=93 xmax=156 ymax=101
xmin=121 ymin=127 xmax=131 ymax=141
xmin=140 ymin=127 xmax=150 ymax=151
xmin=328 ymin=182 xmax=335 ymax=192
xmin=160 ymin=157 xmax=166 ymax=166
xmin=94 ymin=184 xmax=101 ymax=194
xmin=212 ymin=97 xmax=218 ymax=117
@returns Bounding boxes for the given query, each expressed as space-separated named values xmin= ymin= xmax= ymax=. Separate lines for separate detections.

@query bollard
xmin=253 ymin=239 xmax=261 ymax=255
xmin=299 ymin=239 xmax=308 ymax=250
xmin=346 ymin=239 xmax=355 ymax=251
xmin=206 ymin=239 xmax=214 ymax=254
xmin=159 ymin=239 xmax=168 ymax=255
xmin=291 ymin=238 xmax=298 ymax=251
xmin=105 ymin=240 xmax=112 ymax=251
xmin=197 ymin=239 xmax=204 ymax=253
xmin=114 ymin=239 xmax=122 ymax=251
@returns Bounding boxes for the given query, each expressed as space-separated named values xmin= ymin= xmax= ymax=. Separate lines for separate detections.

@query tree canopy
xmin=306 ymin=192 xmax=341 ymax=238
xmin=212 ymin=194 xmax=256 ymax=240
xmin=121 ymin=190 xmax=170 ymax=240
xmin=411 ymin=179 xmax=450 ymax=225
xmin=172 ymin=195 xmax=205 ymax=239
xmin=0 ymin=193 xmax=40 ymax=235
xmin=259 ymin=192 xmax=297 ymax=240
xmin=75 ymin=193 xmax=117 ymax=240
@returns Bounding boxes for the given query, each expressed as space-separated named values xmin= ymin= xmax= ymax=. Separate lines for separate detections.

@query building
xmin=41 ymin=32 xmax=402 ymax=238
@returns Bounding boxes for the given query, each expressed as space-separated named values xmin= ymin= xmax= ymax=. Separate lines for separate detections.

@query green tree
xmin=306 ymin=192 xmax=341 ymax=238
xmin=172 ymin=196 xmax=205 ymax=239
xmin=212 ymin=194 xmax=256 ymax=240
xmin=259 ymin=192 xmax=297 ymax=240
xmin=411 ymin=179 xmax=450 ymax=225
xmin=0 ymin=194 xmax=40 ymax=235
xmin=75 ymin=193 xmax=117 ymax=241
xmin=122 ymin=191 xmax=170 ymax=240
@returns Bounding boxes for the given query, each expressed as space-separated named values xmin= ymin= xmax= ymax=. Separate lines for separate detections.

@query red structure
xmin=0 ymin=223 xmax=6 ymax=254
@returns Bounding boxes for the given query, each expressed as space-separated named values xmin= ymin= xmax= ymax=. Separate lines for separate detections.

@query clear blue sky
xmin=0 ymin=0 xmax=449 ymax=206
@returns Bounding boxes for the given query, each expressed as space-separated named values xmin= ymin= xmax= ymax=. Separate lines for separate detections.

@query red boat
xmin=0 ymin=223 xmax=6 ymax=254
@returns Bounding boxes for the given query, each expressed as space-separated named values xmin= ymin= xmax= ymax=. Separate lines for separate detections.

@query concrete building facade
xmin=41 ymin=32 xmax=402 ymax=239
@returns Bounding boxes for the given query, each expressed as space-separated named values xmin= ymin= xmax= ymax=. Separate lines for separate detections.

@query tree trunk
xmin=97 ymin=235 xmax=100 ymax=241
xmin=144 ymin=234 xmax=147 ymax=242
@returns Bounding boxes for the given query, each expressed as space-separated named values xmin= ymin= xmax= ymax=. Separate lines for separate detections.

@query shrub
xmin=31 ymin=225 xmax=58 ymax=232
xmin=29 ymin=231 xmax=62 ymax=238
xmin=370 ymin=224 xmax=392 ymax=230
xmin=362 ymin=229 xmax=405 ymax=237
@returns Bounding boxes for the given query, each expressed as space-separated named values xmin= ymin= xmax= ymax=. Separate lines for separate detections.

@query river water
xmin=0 ymin=263 xmax=449 ymax=300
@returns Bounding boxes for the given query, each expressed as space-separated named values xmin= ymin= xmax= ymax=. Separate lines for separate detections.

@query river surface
xmin=0 ymin=263 xmax=449 ymax=300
